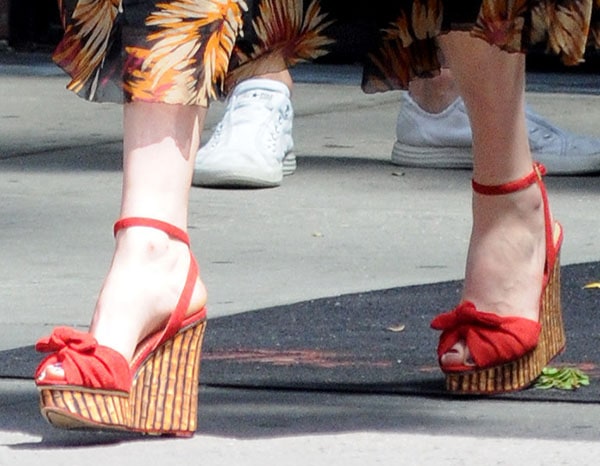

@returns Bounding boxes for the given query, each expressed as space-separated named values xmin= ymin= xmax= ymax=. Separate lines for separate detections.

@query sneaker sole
xmin=392 ymin=141 xmax=600 ymax=175
xmin=192 ymin=153 xmax=296 ymax=188
xmin=391 ymin=141 xmax=472 ymax=169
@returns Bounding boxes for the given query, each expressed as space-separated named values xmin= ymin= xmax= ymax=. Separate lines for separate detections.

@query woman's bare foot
xmin=440 ymin=181 xmax=547 ymax=367
xmin=42 ymin=225 xmax=206 ymax=381
xmin=90 ymin=225 xmax=207 ymax=362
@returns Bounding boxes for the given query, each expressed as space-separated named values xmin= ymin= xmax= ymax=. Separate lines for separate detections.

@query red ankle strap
xmin=113 ymin=217 xmax=190 ymax=245
xmin=471 ymin=163 xmax=546 ymax=195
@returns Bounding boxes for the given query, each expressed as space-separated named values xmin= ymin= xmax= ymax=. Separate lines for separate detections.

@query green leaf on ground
xmin=534 ymin=366 xmax=590 ymax=390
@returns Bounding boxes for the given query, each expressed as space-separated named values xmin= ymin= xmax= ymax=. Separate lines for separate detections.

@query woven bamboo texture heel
xmin=39 ymin=387 xmax=129 ymax=430
xmin=35 ymin=218 xmax=208 ymax=434
xmin=38 ymin=319 xmax=206 ymax=434
xmin=128 ymin=320 xmax=206 ymax=436
xmin=445 ymin=251 xmax=565 ymax=394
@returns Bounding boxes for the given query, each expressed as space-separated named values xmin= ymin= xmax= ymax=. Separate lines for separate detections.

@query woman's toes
xmin=440 ymin=342 xmax=474 ymax=367
xmin=37 ymin=363 xmax=65 ymax=383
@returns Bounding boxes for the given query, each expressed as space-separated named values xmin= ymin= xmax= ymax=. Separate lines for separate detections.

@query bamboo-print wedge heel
xmin=35 ymin=217 xmax=207 ymax=436
xmin=430 ymin=163 xmax=565 ymax=394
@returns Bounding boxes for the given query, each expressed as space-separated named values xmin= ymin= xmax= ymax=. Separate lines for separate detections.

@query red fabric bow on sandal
xmin=35 ymin=326 xmax=131 ymax=392
xmin=431 ymin=301 xmax=541 ymax=372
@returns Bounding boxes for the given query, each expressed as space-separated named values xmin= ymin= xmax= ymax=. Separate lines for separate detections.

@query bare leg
xmin=256 ymin=69 xmax=294 ymax=92
xmin=407 ymin=68 xmax=460 ymax=113
xmin=87 ymin=102 xmax=209 ymax=362
xmin=437 ymin=32 xmax=546 ymax=366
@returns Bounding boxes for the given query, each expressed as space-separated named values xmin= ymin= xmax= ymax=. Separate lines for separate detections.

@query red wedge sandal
xmin=430 ymin=163 xmax=565 ymax=394
xmin=35 ymin=217 xmax=207 ymax=436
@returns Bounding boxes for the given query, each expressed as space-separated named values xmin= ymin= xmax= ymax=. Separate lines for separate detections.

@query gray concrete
xmin=2 ymin=54 xmax=600 ymax=464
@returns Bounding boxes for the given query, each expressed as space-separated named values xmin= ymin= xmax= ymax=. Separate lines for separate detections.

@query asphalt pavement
xmin=2 ymin=52 xmax=600 ymax=465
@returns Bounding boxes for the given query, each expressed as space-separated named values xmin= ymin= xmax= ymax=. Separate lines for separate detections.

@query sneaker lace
xmin=204 ymin=91 xmax=267 ymax=149
xmin=267 ymin=102 xmax=291 ymax=154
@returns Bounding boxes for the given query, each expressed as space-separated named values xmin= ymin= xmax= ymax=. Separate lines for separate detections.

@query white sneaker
xmin=391 ymin=92 xmax=600 ymax=175
xmin=193 ymin=78 xmax=295 ymax=188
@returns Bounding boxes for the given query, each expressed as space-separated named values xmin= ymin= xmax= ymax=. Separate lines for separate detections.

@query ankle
xmin=92 ymin=226 xmax=204 ymax=359
xmin=407 ymin=72 xmax=460 ymax=114
xmin=256 ymin=70 xmax=293 ymax=93
xmin=471 ymin=164 xmax=547 ymax=220
xmin=114 ymin=227 xmax=177 ymax=261
xmin=465 ymin=184 xmax=547 ymax=318
xmin=472 ymin=183 xmax=545 ymax=239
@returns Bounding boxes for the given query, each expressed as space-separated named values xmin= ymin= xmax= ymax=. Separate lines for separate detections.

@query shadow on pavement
xmin=0 ymin=143 xmax=123 ymax=172
xmin=3 ymin=381 xmax=600 ymax=450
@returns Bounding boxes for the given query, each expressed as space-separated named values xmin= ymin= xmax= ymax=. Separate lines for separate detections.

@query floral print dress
xmin=54 ymin=0 xmax=600 ymax=106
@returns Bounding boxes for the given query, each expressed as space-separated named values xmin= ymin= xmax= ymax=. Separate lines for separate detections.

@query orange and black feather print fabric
xmin=365 ymin=0 xmax=443 ymax=93
xmin=52 ymin=0 xmax=122 ymax=95
xmin=473 ymin=0 xmax=594 ymax=65
xmin=123 ymin=0 xmax=247 ymax=105
xmin=52 ymin=0 xmax=600 ymax=105
xmin=248 ymin=0 xmax=334 ymax=64
xmin=225 ymin=0 xmax=334 ymax=91
xmin=472 ymin=0 xmax=530 ymax=51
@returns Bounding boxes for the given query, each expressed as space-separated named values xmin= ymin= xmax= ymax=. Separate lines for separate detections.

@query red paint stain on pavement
xmin=204 ymin=348 xmax=392 ymax=368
